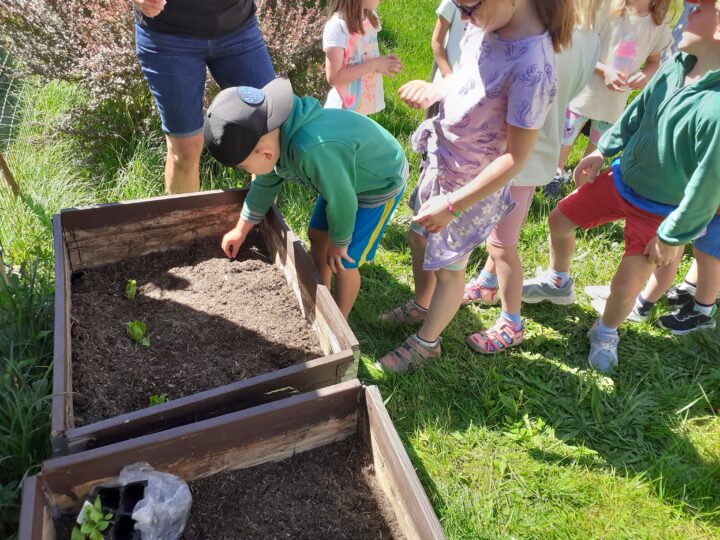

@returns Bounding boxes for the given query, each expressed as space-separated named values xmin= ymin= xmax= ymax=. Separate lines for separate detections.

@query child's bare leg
xmin=685 ymin=258 xmax=699 ymax=288
xmin=693 ymin=249 xmax=720 ymax=306
xmin=308 ymin=227 xmax=331 ymax=288
xmin=488 ymin=243 xmax=522 ymax=314
xmin=641 ymin=252 xmax=683 ymax=303
xmin=482 ymin=255 xmax=496 ymax=276
xmin=410 ymin=230 xmax=436 ymax=309
xmin=557 ymin=143 xmax=574 ymax=173
xmin=334 ymin=268 xmax=361 ymax=318
xmin=582 ymin=141 xmax=597 ymax=158
xmin=417 ymin=268 xmax=466 ymax=342
xmin=548 ymin=208 xmax=577 ymax=272
xmin=603 ymin=255 xmax=657 ymax=328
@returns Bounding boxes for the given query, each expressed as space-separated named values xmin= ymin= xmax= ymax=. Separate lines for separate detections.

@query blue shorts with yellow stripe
xmin=309 ymin=186 xmax=405 ymax=269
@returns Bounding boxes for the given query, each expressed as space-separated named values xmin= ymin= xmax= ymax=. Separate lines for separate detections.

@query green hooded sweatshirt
xmin=241 ymin=96 xmax=407 ymax=246
xmin=597 ymin=53 xmax=720 ymax=246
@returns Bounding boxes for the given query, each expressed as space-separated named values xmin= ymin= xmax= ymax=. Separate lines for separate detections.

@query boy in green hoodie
xmin=204 ymin=76 xmax=407 ymax=317
xmin=521 ymin=0 xmax=720 ymax=373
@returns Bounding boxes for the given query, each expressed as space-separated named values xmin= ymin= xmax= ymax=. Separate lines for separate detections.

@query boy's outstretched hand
xmin=327 ymin=245 xmax=355 ymax=274
xmin=398 ymin=80 xmax=442 ymax=110
xmin=221 ymin=219 xmax=255 ymax=259
xmin=644 ymin=236 xmax=683 ymax=266
xmin=573 ymin=150 xmax=604 ymax=188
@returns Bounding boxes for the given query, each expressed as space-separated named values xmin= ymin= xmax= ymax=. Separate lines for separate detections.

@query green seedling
xmin=125 ymin=278 xmax=137 ymax=300
xmin=149 ymin=393 xmax=167 ymax=406
xmin=125 ymin=320 xmax=150 ymax=347
xmin=71 ymin=495 xmax=113 ymax=540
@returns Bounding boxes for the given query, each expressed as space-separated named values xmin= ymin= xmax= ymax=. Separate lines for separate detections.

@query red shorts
xmin=558 ymin=169 xmax=664 ymax=256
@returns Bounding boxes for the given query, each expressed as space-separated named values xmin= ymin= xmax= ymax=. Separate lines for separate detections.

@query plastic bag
xmin=118 ymin=462 xmax=192 ymax=540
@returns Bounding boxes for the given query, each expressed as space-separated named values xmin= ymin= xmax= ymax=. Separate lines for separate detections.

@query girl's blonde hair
xmin=610 ymin=0 xmax=671 ymax=25
xmin=574 ymin=0 xmax=609 ymax=31
xmin=327 ymin=0 xmax=380 ymax=35
xmin=532 ymin=0 xmax=576 ymax=52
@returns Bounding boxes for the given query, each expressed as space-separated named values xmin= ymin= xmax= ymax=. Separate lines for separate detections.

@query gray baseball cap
xmin=204 ymin=76 xmax=293 ymax=167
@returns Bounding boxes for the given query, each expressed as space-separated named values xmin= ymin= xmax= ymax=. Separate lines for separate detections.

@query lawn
xmin=1 ymin=1 xmax=719 ymax=538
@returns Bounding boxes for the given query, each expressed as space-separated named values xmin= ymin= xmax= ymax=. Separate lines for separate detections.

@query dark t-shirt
xmin=134 ymin=0 xmax=256 ymax=39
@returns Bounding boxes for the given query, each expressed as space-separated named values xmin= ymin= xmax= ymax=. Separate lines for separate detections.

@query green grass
xmin=2 ymin=0 xmax=718 ymax=537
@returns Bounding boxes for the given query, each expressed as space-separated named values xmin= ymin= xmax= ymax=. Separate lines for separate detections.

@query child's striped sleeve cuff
xmin=240 ymin=203 xmax=266 ymax=224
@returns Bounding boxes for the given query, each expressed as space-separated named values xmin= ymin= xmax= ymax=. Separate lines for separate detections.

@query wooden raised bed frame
xmin=52 ymin=189 xmax=359 ymax=455
xmin=21 ymin=381 xmax=446 ymax=540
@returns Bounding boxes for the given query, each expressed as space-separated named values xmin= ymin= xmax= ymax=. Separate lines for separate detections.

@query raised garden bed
xmin=20 ymin=381 xmax=446 ymax=540
xmin=51 ymin=190 xmax=359 ymax=455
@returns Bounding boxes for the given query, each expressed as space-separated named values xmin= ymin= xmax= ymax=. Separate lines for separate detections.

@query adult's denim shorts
xmin=135 ymin=16 xmax=275 ymax=138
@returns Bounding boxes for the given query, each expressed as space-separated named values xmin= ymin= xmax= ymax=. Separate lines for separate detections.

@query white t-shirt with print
xmin=570 ymin=12 xmax=672 ymax=123
xmin=431 ymin=0 xmax=467 ymax=84
xmin=514 ymin=29 xmax=601 ymax=186
xmin=322 ymin=13 xmax=384 ymax=115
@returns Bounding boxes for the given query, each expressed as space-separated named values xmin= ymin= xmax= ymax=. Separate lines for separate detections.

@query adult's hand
xmin=133 ymin=0 xmax=166 ymax=18
xmin=573 ymin=150 xmax=604 ymax=188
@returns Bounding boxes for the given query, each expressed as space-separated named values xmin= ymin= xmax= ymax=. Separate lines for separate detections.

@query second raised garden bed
xmin=52 ymin=189 xmax=359 ymax=455
xmin=21 ymin=381 xmax=446 ymax=539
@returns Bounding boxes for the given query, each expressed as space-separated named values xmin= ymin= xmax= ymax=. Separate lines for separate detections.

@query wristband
xmin=446 ymin=196 xmax=462 ymax=218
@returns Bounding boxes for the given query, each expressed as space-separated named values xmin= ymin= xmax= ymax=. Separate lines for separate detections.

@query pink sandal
xmin=467 ymin=320 xmax=524 ymax=354
xmin=462 ymin=278 xmax=499 ymax=306
xmin=377 ymin=335 xmax=441 ymax=373
xmin=379 ymin=301 xmax=427 ymax=325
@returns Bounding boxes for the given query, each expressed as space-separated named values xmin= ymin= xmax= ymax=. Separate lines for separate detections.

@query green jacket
xmin=598 ymin=53 xmax=720 ymax=245
xmin=241 ymin=96 xmax=407 ymax=246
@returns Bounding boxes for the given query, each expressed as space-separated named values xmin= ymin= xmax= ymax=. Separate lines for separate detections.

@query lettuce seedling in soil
xmin=125 ymin=320 xmax=150 ymax=347
xmin=125 ymin=279 xmax=137 ymax=300
xmin=72 ymin=495 xmax=113 ymax=540
xmin=148 ymin=393 xmax=167 ymax=406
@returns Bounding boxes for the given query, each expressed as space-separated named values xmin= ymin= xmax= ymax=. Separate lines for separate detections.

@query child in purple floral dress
xmin=378 ymin=0 xmax=575 ymax=373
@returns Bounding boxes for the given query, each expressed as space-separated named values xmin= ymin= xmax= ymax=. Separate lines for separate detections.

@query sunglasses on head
xmin=452 ymin=0 xmax=484 ymax=17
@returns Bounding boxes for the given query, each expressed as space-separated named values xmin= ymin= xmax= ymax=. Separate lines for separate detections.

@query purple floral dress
xmin=410 ymin=25 xmax=557 ymax=270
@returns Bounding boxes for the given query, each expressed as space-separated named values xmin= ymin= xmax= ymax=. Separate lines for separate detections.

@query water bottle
xmin=613 ymin=30 xmax=638 ymax=89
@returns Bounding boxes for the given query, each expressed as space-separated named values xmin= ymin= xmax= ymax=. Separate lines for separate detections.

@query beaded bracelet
xmin=446 ymin=196 xmax=462 ymax=218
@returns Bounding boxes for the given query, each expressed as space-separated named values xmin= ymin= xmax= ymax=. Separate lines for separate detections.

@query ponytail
xmin=533 ymin=0 xmax=576 ymax=52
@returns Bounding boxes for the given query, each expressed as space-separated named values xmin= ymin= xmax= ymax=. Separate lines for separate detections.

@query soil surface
xmin=183 ymin=435 xmax=403 ymax=539
xmin=71 ymin=231 xmax=323 ymax=426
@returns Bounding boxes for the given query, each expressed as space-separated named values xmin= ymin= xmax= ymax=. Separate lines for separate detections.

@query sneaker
xmin=467 ymin=319 xmax=524 ymax=354
xmin=543 ymin=171 xmax=566 ymax=199
xmin=657 ymin=302 xmax=717 ymax=335
xmin=461 ymin=278 xmax=499 ymax=306
xmin=665 ymin=282 xmax=696 ymax=309
xmin=522 ymin=269 xmax=575 ymax=305
xmin=587 ymin=320 xmax=619 ymax=374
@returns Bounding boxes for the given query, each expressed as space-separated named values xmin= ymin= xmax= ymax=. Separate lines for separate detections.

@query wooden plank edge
xmin=18 ymin=474 xmax=51 ymax=540
xmin=51 ymin=215 xmax=71 ymax=454
xmin=59 ymin=189 xmax=248 ymax=231
xmin=41 ymin=379 xmax=364 ymax=506
xmin=365 ymin=386 xmax=446 ymax=540
xmin=264 ymin=206 xmax=359 ymax=353
xmin=63 ymin=350 xmax=357 ymax=453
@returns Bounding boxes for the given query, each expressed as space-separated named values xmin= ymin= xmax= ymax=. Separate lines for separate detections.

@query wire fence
xmin=0 ymin=50 xmax=22 ymax=151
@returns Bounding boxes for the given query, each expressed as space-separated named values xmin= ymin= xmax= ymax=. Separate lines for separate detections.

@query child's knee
xmin=548 ymin=208 xmax=575 ymax=235
xmin=610 ymin=272 xmax=643 ymax=299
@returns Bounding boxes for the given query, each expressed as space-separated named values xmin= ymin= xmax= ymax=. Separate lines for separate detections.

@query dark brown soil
xmin=71 ymin=231 xmax=323 ymax=426
xmin=183 ymin=435 xmax=403 ymax=540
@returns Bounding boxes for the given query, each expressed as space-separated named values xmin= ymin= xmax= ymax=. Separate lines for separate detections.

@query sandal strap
xmin=469 ymin=322 xmax=523 ymax=354
xmin=379 ymin=335 xmax=440 ymax=373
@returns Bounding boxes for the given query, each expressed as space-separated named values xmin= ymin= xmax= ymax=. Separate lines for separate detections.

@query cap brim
xmin=263 ymin=76 xmax=293 ymax=132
